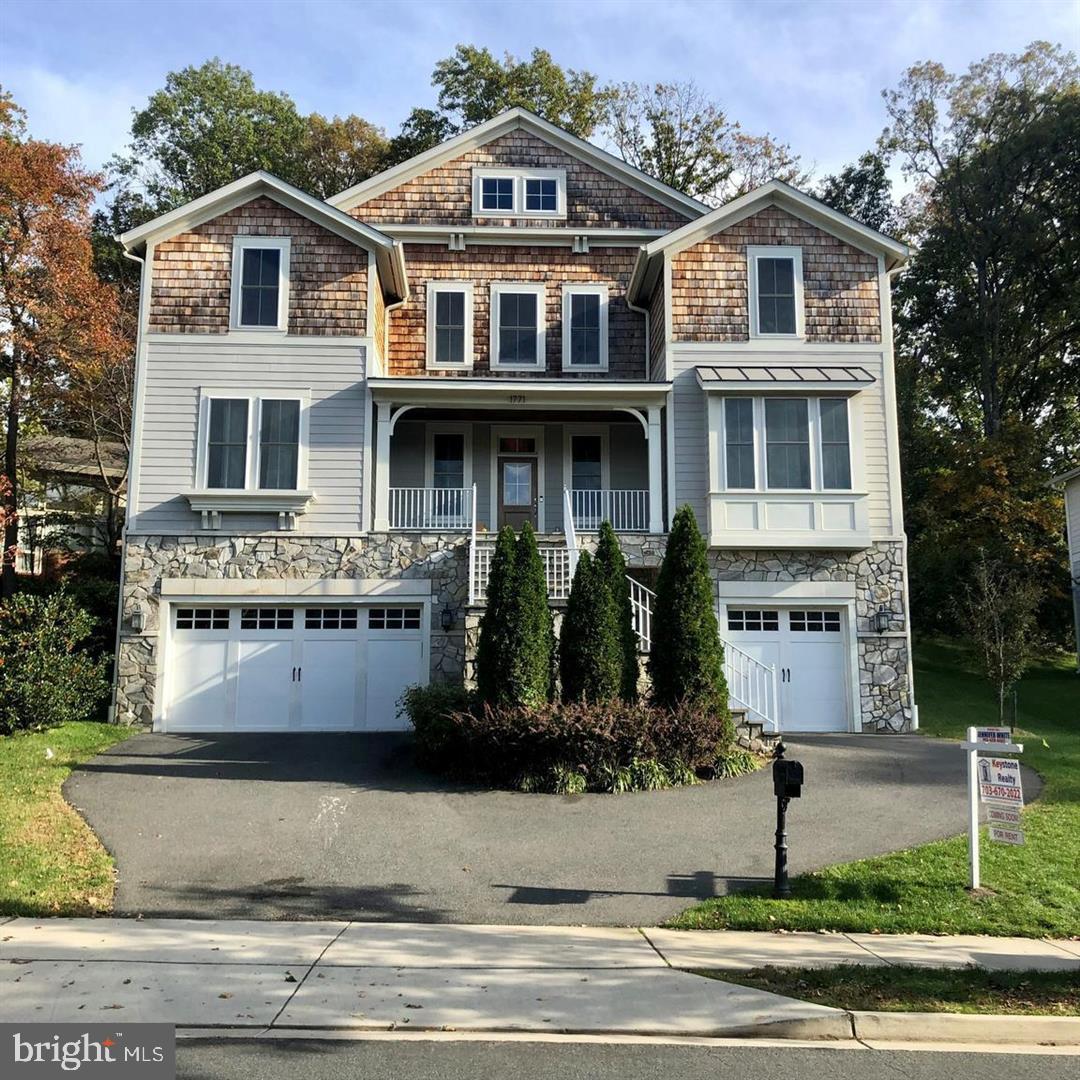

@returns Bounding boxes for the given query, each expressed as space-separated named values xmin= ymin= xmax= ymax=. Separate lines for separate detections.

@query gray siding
xmin=672 ymin=358 xmax=709 ymax=531
xmin=1067 ymin=478 xmax=1080 ymax=575
xmin=133 ymin=337 xmax=367 ymax=535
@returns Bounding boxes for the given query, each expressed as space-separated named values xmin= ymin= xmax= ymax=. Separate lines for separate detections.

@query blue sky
xmin=2 ymin=0 xmax=1077 ymax=185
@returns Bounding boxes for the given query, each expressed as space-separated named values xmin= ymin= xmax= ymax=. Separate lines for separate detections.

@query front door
xmin=499 ymin=457 xmax=537 ymax=530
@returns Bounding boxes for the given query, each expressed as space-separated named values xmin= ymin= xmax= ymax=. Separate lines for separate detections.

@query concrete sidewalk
xmin=2 ymin=920 xmax=1078 ymax=1038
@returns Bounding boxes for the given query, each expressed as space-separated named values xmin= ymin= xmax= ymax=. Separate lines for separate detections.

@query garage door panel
xmin=168 ymin=639 xmax=231 ymax=732
xmin=235 ymin=639 xmax=293 ymax=730
xmin=300 ymin=639 xmax=360 ymax=731
xmin=365 ymin=637 xmax=423 ymax=731
xmin=784 ymin=639 xmax=848 ymax=732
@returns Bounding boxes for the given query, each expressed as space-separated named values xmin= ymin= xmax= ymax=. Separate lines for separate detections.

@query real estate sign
xmin=987 ymin=806 xmax=1022 ymax=827
xmin=989 ymin=825 xmax=1025 ymax=845
xmin=974 ymin=726 xmax=1012 ymax=745
xmin=977 ymin=756 xmax=1024 ymax=806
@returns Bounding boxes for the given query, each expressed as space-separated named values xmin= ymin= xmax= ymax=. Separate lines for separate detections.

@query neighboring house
xmin=16 ymin=435 xmax=127 ymax=574
xmin=114 ymin=107 xmax=915 ymax=737
xmin=1054 ymin=465 xmax=1080 ymax=671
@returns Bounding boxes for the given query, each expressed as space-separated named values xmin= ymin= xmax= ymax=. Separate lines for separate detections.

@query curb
xmin=849 ymin=1011 xmax=1080 ymax=1046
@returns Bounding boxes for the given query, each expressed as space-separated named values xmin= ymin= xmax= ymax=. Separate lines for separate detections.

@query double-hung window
xmin=748 ymin=245 xmax=803 ymax=338
xmin=231 ymin=237 xmax=290 ymax=331
xmin=426 ymin=282 xmax=474 ymax=369
xmin=199 ymin=391 xmax=308 ymax=491
xmin=562 ymin=285 xmax=608 ymax=371
xmin=490 ymin=283 xmax=545 ymax=369
xmin=721 ymin=397 xmax=852 ymax=492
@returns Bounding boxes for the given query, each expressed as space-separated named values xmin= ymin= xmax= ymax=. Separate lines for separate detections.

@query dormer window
xmin=747 ymin=245 xmax=804 ymax=338
xmin=231 ymin=237 xmax=290 ymax=331
xmin=472 ymin=169 xmax=566 ymax=218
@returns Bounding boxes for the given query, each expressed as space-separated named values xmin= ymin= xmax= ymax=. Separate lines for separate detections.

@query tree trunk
xmin=2 ymin=353 xmax=19 ymax=598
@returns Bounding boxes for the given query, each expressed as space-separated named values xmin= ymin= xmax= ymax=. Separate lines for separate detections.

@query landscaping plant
xmin=560 ymin=550 xmax=623 ymax=703
xmin=649 ymin=505 xmax=729 ymax=712
xmin=514 ymin=522 xmax=556 ymax=706
xmin=474 ymin=525 xmax=518 ymax=707
xmin=594 ymin=520 xmax=639 ymax=700
xmin=0 ymin=591 xmax=110 ymax=735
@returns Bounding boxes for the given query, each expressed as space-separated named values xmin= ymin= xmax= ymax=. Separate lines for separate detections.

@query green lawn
xmin=0 ymin=722 xmax=132 ymax=916
xmin=671 ymin=639 xmax=1080 ymax=937
xmin=694 ymin=966 xmax=1080 ymax=1016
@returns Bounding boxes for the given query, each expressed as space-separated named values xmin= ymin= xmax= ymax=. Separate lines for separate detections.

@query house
xmin=113 ymin=107 xmax=915 ymax=737
xmin=1054 ymin=465 xmax=1080 ymax=671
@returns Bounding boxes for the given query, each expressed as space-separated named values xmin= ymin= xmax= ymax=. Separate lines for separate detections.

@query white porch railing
xmin=570 ymin=489 xmax=649 ymax=532
xmin=469 ymin=539 xmax=573 ymax=603
xmin=389 ymin=487 xmax=473 ymax=531
xmin=627 ymin=576 xmax=654 ymax=653
xmin=721 ymin=638 xmax=779 ymax=732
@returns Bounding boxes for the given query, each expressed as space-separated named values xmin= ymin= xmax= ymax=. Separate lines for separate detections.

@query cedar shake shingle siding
xmin=350 ymin=131 xmax=691 ymax=230
xmin=150 ymin=196 xmax=368 ymax=335
xmin=670 ymin=207 xmax=881 ymax=343
xmin=388 ymin=244 xmax=646 ymax=378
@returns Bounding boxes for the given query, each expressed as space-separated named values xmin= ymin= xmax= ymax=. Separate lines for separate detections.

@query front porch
xmin=370 ymin=379 xmax=669 ymax=537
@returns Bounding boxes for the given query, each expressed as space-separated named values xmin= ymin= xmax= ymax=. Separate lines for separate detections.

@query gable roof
xmin=628 ymin=179 xmax=909 ymax=304
xmin=327 ymin=107 xmax=709 ymax=221
xmin=1052 ymin=465 xmax=1080 ymax=485
xmin=119 ymin=171 xmax=408 ymax=299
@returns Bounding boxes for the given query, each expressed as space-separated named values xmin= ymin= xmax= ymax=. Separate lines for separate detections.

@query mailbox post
xmin=772 ymin=743 xmax=804 ymax=899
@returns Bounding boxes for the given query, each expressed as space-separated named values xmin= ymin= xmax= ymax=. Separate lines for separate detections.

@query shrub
xmin=650 ymin=505 xmax=729 ymax=713
xmin=400 ymin=682 xmax=473 ymax=768
xmin=428 ymin=696 xmax=733 ymax=792
xmin=514 ymin=523 xmax=556 ymax=706
xmin=594 ymin=521 xmax=639 ymax=701
xmin=560 ymin=551 xmax=622 ymax=703
xmin=0 ymin=591 xmax=110 ymax=735
xmin=475 ymin=526 xmax=518 ymax=707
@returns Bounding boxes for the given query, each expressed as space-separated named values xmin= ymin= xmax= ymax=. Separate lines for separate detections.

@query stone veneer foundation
xmin=116 ymin=533 xmax=913 ymax=734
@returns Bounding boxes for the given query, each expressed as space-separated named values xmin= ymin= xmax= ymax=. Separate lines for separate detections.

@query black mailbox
xmin=773 ymin=758 xmax=804 ymax=799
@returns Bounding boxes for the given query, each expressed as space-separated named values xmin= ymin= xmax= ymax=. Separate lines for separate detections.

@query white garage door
xmin=164 ymin=603 xmax=426 ymax=733
xmin=723 ymin=606 xmax=850 ymax=732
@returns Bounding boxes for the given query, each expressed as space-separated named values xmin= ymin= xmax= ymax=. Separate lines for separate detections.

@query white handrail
xmin=626 ymin=575 xmax=654 ymax=653
xmin=470 ymin=536 xmax=572 ymax=602
xmin=563 ymin=488 xmax=579 ymax=577
xmin=720 ymin=636 xmax=779 ymax=733
xmin=389 ymin=487 xmax=473 ymax=531
xmin=570 ymin=489 xmax=649 ymax=532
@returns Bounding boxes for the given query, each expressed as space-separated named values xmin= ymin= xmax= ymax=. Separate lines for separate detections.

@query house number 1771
xmin=507 ymin=395 xmax=526 ymax=404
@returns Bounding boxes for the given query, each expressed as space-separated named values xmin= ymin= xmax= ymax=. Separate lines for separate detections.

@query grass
xmin=694 ymin=966 xmax=1080 ymax=1016
xmin=671 ymin=638 xmax=1080 ymax=937
xmin=0 ymin=722 xmax=133 ymax=917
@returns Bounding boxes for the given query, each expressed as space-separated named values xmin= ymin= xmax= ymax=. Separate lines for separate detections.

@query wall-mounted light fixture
xmin=440 ymin=605 xmax=455 ymax=632
xmin=130 ymin=604 xmax=146 ymax=633
xmin=873 ymin=604 xmax=893 ymax=634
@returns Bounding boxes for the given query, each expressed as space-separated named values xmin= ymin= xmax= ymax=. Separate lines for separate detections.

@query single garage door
xmin=164 ymin=603 xmax=426 ymax=733
xmin=723 ymin=606 xmax=850 ymax=732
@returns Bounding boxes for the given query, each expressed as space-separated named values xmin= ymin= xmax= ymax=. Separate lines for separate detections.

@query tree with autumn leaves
xmin=0 ymin=91 xmax=128 ymax=596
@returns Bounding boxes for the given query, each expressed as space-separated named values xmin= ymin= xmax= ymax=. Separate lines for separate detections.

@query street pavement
xmin=63 ymin=731 xmax=1041 ymax=924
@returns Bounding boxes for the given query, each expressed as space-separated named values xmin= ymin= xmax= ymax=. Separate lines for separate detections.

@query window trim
xmin=747 ymin=245 xmax=804 ymax=340
xmin=717 ymin=395 xmax=855 ymax=494
xmin=425 ymin=281 xmax=474 ymax=370
xmin=471 ymin=168 xmax=567 ymax=219
xmin=489 ymin=282 xmax=546 ymax=371
xmin=230 ymin=236 xmax=291 ymax=332
xmin=195 ymin=387 xmax=310 ymax=492
xmin=561 ymin=284 xmax=610 ymax=372
xmin=424 ymin=424 xmax=474 ymax=491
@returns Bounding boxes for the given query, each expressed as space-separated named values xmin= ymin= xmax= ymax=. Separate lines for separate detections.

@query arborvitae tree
xmin=475 ymin=525 xmax=518 ymax=706
xmin=649 ymin=505 xmax=729 ymax=711
xmin=594 ymin=521 xmax=639 ymax=701
xmin=514 ymin=522 xmax=556 ymax=707
xmin=560 ymin=551 xmax=622 ymax=703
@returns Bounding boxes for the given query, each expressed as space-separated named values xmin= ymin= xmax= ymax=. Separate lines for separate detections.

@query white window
xmin=720 ymin=397 xmax=853 ymax=493
xmin=231 ymin=237 xmax=290 ymax=331
xmin=472 ymin=169 xmax=566 ymax=218
xmin=747 ymin=245 xmax=804 ymax=338
xmin=490 ymin=283 xmax=545 ymax=370
xmin=426 ymin=282 xmax=474 ymax=369
xmin=197 ymin=389 xmax=309 ymax=492
xmin=727 ymin=610 xmax=780 ymax=632
xmin=561 ymin=285 xmax=609 ymax=371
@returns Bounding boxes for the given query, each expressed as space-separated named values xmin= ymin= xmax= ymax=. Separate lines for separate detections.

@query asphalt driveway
xmin=64 ymin=733 xmax=1038 ymax=926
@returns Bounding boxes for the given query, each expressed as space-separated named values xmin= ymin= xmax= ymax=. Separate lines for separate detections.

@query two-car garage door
xmin=163 ymin=603 xmax=426 ymax=733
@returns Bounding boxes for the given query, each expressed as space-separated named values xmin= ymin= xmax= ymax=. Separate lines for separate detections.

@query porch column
xmin=647 ymin=405 xmax=663 ymax=534
xmin=374 ymin=402 xmax=391 ymax=531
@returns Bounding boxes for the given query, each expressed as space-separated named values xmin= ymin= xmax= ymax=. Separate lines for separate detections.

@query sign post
xmin=960 ymin=726 xmax=1024 ymax=890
